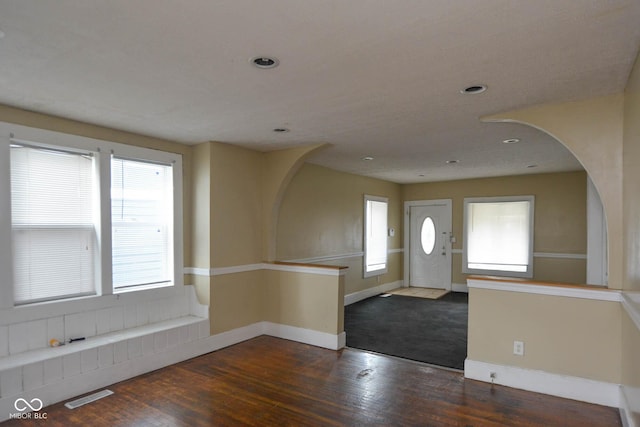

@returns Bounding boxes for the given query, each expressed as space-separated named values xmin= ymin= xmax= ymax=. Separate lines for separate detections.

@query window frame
xmin=0 ymin=122 xmax=184 ymax=312
xmin=363 ymin=194 xmax=389 ymax=278
xmin=462 ymin=195 xmax=535 ymax=278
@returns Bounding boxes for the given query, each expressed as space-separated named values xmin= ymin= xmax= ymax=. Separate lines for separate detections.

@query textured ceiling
xmin=1 ymin=1 xmax=639 ymax=183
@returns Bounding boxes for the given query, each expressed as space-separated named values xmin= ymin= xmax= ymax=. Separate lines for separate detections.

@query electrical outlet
xmin=513 ymin=340 xmax=524 ymax=356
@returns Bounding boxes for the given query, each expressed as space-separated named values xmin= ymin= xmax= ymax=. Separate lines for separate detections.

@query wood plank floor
xmin=2 ymin=336 xmax=620 ymax=426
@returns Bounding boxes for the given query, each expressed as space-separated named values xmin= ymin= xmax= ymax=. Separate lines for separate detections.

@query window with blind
xmin=111 ymin=157 xmax=173 ymax=290
xmin=463 ymin=196 xmax=535 ymax=278
xmin=364 ymin=195 xmax=388 ymax=277
xmin=10 ymin=144 xmax=96 ymax=304
xmin=2 ymin=127 xmax=183 ymax=307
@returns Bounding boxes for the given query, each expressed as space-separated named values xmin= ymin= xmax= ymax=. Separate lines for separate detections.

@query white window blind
xmin=10 ymin=145 xmax=96 ymax=304
xmin=364 ymin=196 xmax=388 ymax=276
xmin=464 ymin=198 xmax=533 ymax=275
xmin=111 ymin=157 xmax=173 ymax=290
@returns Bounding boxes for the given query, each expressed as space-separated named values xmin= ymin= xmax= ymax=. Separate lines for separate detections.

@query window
xmin=1 ymin=125 xmax=183 ymax=307
xmin=11 ymin=144 xmax=96 ymax=304
xmin=364 ymin=195 xmax=388 ymax=277
xmin=463 ymin=196 xmax=534 ymax=278
xmin=111 ymin=157 xmax=174 ymax=290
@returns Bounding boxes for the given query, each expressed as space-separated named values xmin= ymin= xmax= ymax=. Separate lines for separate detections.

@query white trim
xmin=620 ymin=386 xmax=638 ymax=427
xmin=622 ymin=292 xmax=640 ymax=332
xmin=533 ymin=252 xmax=587 ymax=260
xmin=212 ymin=263 xmax=264 ymax=276
xmin=287 ymin=252 xmax=364 ymax=264
xmin=263 ymin=322 xmax=345 ymax=350
xmin=184 ymin=263 xmax=347 ymax=277
xmin=464 ymin=359 xmax=620 ymax=408
xmin=452 ymin=283 xmax=468 ymax=293
xmin=344 ymin=280 xmax=403 ymax=306
xmin=453 ymin=249 xmax=588 ymax=260
xmin=467 ymin=278 xmax=621 ymax=302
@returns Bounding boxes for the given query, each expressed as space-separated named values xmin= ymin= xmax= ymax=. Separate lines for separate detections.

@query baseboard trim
xmin=620 ymin=385 xmax=640 ymax=427
xmin=344 ymin=280 xmax=403 ymax=306
xmin=464 ymin=359 xmax=620 ymax=408
xmin=452 ymin=283 xmax=468 ymax=293
xmin=262 ymin=322 xmax=345 ymax=350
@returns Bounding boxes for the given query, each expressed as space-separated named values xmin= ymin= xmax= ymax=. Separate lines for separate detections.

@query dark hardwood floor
xmin=2 ymin=336 xmax=620 ymax=426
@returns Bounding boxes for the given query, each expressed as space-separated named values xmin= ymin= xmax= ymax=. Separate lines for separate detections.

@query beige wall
xmin=264 ymin=270 xmax=344 ymax=334
xmin=468 ymin=288 xmax=621 ymax=383
xmin=403 ymin=171 xmax=587 ymax=284
xmin=624 ymin=51 xmax=640 ymax=292
xmin=210 ymin=141 xmax=264 ymax=267
xmin=622 ymin=48 xmax=640 ymax=422
xmin=276 ymin=163 xmax=403 ymax=295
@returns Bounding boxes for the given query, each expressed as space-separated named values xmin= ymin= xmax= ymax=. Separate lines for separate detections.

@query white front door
xmin=408 ymin=200 xmax=452 ymax=290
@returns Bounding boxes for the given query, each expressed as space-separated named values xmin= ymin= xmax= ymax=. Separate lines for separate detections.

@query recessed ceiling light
xmin=502 ymin=138 xmax=520 ymax=144
xmin=273 ymin=128 xmax=289 ymax=133
xmin=446 ymin=160 xmax=459 ymax=164
xmin=527 ymin=164 xmax=538 ymax=168
xmin=418 ymin=174 xmax=425 ymax=177
xmin=460 ymin=84 xmax=487 ymax=94
xmin=361 ymin=156 xmax=374 ymax=161
xmin=251 ymin=56 xmax=279 ymax=69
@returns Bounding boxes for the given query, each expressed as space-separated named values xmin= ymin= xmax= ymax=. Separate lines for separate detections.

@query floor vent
xmin=64 ymin=389 xmax=114 ymax=409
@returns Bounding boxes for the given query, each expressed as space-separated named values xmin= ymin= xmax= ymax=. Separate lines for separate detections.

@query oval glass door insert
xmin=421 ymin=217 xmax=436 ymax=255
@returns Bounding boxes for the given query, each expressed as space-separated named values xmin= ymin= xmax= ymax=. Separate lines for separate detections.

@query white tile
xmin=109 ymin=306 xmax=124 ymax=332
xmin=23 ymin=362 xmax=44 ymax=391
xmin=199 ymin=320 xmax=210 ymax=339
xmin=154 ymin=331 xmax=167 ymax=353
xmin=46 ymin=317 xmax=65 ymax=344
xmin=65 ymin=311 xmax=96 ymax=341
xmin=43 ymin=357 xmax=63 ymax=385
xmin=0 ymin=367 xmax=22 ymax=398
xmin=114 ymin=341 xmax=128 ymax=364
xmin=147 ymin=302 xmax=161 ymax=324
xmin=141 ymin=335 xmax=155 ymax=357
xmin=180 ymin=325 xmax=190 ymax=344
xmin=188 ymin=324 xmax=199 ymax=343
xmin=8 ymin=322 xmax=29 ymax=354
xmin=167 ymin=328 xmax=180 ymax=349
xmin=0 ymin=326 xmax=8 ymax=357
xmin=81 ymin=348 xmax=98 ymax=373
xmin=136 ymin=303 xmax=149 ymax=327
xmin=124 ymin=305 xmax=137 ymax=329
xmin=63 ymin=353 xmax=81 ymax=378
xmin=26 ymin=319 xmax=47 ymax=350
xmin=98 ymin=345 xmax=114 ymax=368
xmin=127 ymin=337 xmax=142 ymax=359
xmin=95 ymin=308 xmax=111 ymax=335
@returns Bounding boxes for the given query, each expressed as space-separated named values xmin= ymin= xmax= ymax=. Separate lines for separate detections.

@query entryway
xmin=405 ymin=199 xmax=453 ymax=290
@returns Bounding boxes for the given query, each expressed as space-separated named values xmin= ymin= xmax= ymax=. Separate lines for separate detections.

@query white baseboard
xmin=452 ymin=283 xmax=468 ymax=293
xmin=464 ymin=359 xmax=620 ymax=408
xmin=620 ymin=385 xmax=640 ymax=427
xmin=344 ymin=280 xmax=403 ymax=306
xmin=262 ymin=322 xmax=345 ymax=350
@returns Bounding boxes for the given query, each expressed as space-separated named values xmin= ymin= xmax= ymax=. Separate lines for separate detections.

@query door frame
xmin=403 ymin=199 xmax=453 ymax=290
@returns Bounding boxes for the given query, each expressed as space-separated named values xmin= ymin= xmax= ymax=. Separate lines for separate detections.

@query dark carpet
xmin=344 ymin=292 xmax=468 ymax=370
